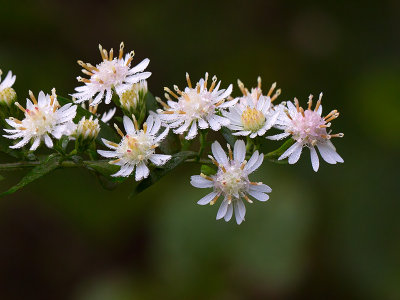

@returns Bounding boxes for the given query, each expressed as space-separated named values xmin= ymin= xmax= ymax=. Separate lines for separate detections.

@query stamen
xmin=308 ymin=94 xmax=313 ymax=110
xmin=107 ymin=141 xmax=119 ymax=148
xmin=155 ymin=97 xmax=170 ymax=109
xmin=208 ymin=155 xmax=220 ymax=168
xmin=240 ymin=160 xmax=247 ymax=170
xmin=9 ymin=117 xmax=22 ymax=124
xmin=143 ymin=122 xmax=147 ymax=133
xmin=109 ymin=158 xmax=121 ymax=164
xmin=210 ymin=193 xmax=220 ymax=205
xmin=150 ymin=144 xmax=158 ymax=149
xmin=161 ymin=111 xmax=175 ymax=114
xmin=185 ymin=72 xmax=192 ymax=88
xmin=257 ymin=76 xmax=262 ymax=89
xmin=299 ymin=107 xmax=305 ymax=117
xmin=164 ymin=93 xmax=173 ymax=102
xmin=81 ymin=69 xmax=94 ymax=76
xmin=119 ymin=42 xmax=125 ymax=60
xmin=78 ymin=77 xmax=91 ymax=84
xmin=294 ymin=98 xmax=300 ymax=112
xmin=114 ymin=123 xmax=125 ymax=137
xmin=250 ymin=182 xmax=261 ymax=185
xmin=125 ymin=51 xmax=134 ymax=66
xmin=109 ymin=48 xmax=113 ymax=60
xmin=329 ymin=133 xmax=344 ymax=138
xmin=267 ymin=82 xmax=276 ymax=97
xmin=242 ymin=193 xmax=253 ymax=203
xmin=196 ymin=83 xmax=201 ymax=93
xmin=314 ymin=93 xmax=323 ymax=112
xmin=209 ymin=76 xmax=217 ymax=92
xmin=204 ymin=72 xmax=209 ymax=90
xmin=173 ymin=85 xmax=183 ymax=95
xmin=131 ymin=114 xmax=139 ymax=131
xmin=237 ymin=79 xmax=247 ymax=96
xmin=15 ymin=102 xmax=26 ymax=113
xmin=285 ymin=109 xmax=293 ymax=120
xmin=28 ymin=90 xmax=38 ymax=105
xmin=99 ymin=44 xmax=106 ymax=60
xmin=200 ymin=173 xmax=213 ymax=181
xmin=227 ymin=144 xmax=233 ymax=160
xmin=270 ymin=89 xmax=281 ymax=102
xmin=325 ymin=112 xmax=339 ymax=123
xmin=164 ymin=87 xmax=179 ymax=99
xmin=102 ymin=49 xmax=109 ymax=61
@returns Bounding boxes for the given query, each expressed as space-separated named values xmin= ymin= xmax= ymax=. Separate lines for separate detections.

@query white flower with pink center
xmin=72 ymin=43 xmax=151 ymax=106
xmin=157 ymin=73 xmax=235 ymax=140
xmin=269 ymin=93 xmax=344 ymax=171
xmin=191 ymin=140 xmax=271 ymax=225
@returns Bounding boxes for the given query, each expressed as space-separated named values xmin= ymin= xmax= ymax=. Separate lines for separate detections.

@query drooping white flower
xmin=191 ymin=140 xmax=271 ymax=225
xmin=268 ymin=93 xmax=344 ymax=171
xmin=75 ymin=116 xmax=100 ymax=140
xmin=0 ymin=69 xmax=17 ymax=106
xmin=157 ymin=73 xmax=235 ymax=140
xmin=72 ymin=43 xmax=151 ymax=106
xmin=223 ymin=78 xmax=282 ymax=138
xmin=118 ymin=80 xmax=148 ymax=114
xmin=98 ymin=114 xmax=171 ymax=180
xmin=3 ymin=89 xmax=77 ymax=150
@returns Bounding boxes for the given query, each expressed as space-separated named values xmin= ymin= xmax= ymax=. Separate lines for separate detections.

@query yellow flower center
xmin=0 ymin=87 xmax=17 ymax=106
xmin=241 ymin=108 xmax=265 ymax=131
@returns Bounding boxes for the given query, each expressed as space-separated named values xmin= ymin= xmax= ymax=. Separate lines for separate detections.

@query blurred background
xmin=0 ymin=0 xmax=400 ymax=299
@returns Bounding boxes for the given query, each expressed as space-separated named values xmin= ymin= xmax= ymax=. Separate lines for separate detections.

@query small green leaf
xmin=57 ymin=96 xmax=119 ymax=143
xmin=159 ymin=130 xmax=181 ymax=154
xmin=131 ymin=151 xmax=197 ymax=198
xmin=84 ymin=160 xmax=121 ymax=178
xmin=0 ymin=154 xmax=63 ymax=197
xmin=201 ymin=164 xmax=217 ymax=176
xmin=265 ymin=139 xmax=295 ymax=163
xmin=221 ymin=127 xmax=236 ymax=147
xmin=145 ymin=92 xmax=158 ymax=113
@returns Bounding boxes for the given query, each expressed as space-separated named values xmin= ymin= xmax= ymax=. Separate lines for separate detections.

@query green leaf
xmin=221 ymin=127 xmax=236 ymax=147
xmin=0 ymin=154 xmax=62 ymax=197
xmin=57 ymin=96 xmax=119 ymax=143
xmin=145 ymin=92 xmax=158 ymax=113
xmin=201 ymin=164 xmax=217 ymax=176
xmin=264 ymin=139 xmax=295 ymax=163
xmin=130 ymin=151 xmax=197 ymax=198
xmin=159 ymin=130 xmax=181 ymax=155
xmin=84 ymin=160 xmax=121 ymax=178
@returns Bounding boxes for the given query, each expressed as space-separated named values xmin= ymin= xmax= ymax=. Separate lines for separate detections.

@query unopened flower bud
xmin=0 ymin=87 xmax=17 ymax=106
xmin=76 ymin=116 xmax=100 ymax=140
xmin=119 ymin=80 xmax=148 ymax=119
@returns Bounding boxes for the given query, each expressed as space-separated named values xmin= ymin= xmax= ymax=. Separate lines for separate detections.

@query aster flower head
xmin=3 ymin=89 xmax=77 ymax=151
xmin=98 ymin=114 xmax=171 ymax=180
xmin=75 ymin=115 xmax=100 ymax=141
xmin=223 ymin=77 xmax=282 ymax=138
xmin=118 ymin=80 xmax=148 ymax=113
xmin=269 ymin=93 xmax=344 ymax=171
xmin=0 ymin=69 xmax=17 ymax=106
xmin=72 ymin=42 xmax=151 ymax=106
xmin=191 ymin=140 xmax=271 ymax=225
xmin=157 ymin=73 xmax=235 ymax=140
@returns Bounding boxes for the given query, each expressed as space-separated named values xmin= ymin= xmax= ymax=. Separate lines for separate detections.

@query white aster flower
xmin=0 ymin=69 xmax=17 ymax=106
xmin=72 ymin=42 xmax=151 ymax=106
xmin=191 ymin=140 xmax=271 ymax=225
xmin=157 ymin=73 xmax=235 ymax=140
xmin=3 ymin=89 xmax=77 ymax=150
xmin=223 ymin=78 xmax=282 ymax=138
xmin=98 ymin=114 xmax=171 ymax=180
xmin=268 ymin=93 xmax=344 ymax=171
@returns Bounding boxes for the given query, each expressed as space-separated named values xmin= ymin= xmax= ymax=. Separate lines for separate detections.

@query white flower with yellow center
xmin=118 ymin=80 xmax=148 ymax=112
xmin=268 ymin=93 xmax=344 ymax=171
xmin=223 ymin=78 xmax=282 ymax=138
xmin=3 ymin=89 xmax=77 ymax=150
xmin=157 ymin=73 xmax=235 ymax=140
xmin=75 ymin=116 xmax=100 ymax=140
xmin=98 ymin=114 xmax=171 ymax=180
xmin=191 ymin=140 xmax=271 ymax=225
xmin=0 ymin=69 xmax=17 ymax=106
xmin=72 ymin=43 xmax=151 ymax=106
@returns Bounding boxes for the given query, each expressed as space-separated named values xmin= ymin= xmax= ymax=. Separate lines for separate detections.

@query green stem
xmin=197 ymin=130 xmax=208 ymax=161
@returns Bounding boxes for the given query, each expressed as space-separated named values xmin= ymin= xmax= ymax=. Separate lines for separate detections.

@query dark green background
xmin=0 ymin=0 xmax=399 ymax=299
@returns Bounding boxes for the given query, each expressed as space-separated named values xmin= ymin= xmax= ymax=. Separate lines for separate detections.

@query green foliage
xmin=200 ymin=164 xmax=217 ymax=176
xmin=131 ymin=151 xmax=197 ymax=198
xmin=0 ymin=153 xmax=63 ymax=197
xmin=220 ymin=127 xmax=236 ymax=147
xmin=264 ymin=139 xmax=295 ymax=164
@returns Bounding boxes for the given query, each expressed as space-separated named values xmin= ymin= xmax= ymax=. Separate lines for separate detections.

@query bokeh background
xmin=1 ymin=0 xmax=400 ymax=299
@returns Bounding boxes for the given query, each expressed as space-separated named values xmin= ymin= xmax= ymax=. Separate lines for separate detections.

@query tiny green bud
xmin=0 ymin=87 xmax=17 ymax=106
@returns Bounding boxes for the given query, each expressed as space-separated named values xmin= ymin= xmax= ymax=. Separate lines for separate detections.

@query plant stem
xmin=197 ymin=130 xmax=208 ymax=161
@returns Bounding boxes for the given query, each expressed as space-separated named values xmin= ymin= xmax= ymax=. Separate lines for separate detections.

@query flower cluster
xmin=0 ymin=42 xmax=344 ymax=225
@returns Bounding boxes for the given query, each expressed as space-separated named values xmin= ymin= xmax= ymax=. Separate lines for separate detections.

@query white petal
xmin=233 ymin=139 xmax=246 ymax=163
xmin=310 ymin=146 xmax=319 ymax=172
xmin=97 ymin=150 xmax=117 ymax=158
xmin=267 ymin=132 xmax=290 ymax=140
xmin=234 ymin=201 xmax=244 ymax=225
xmin=248 ymin=190 xmax=270 ymax=202
xmin=245 ymin=153 xmax=264 ymax=174
xmin=317 ymin=143 xmax=337 ymax=164
xmin=237 ymin=199 xmax=246 ymax=219
xmin=197 ymin=192 xmax=218 ymax=205
xmin=224 ymin=203 xmax=233 ymax=221
xmin=154 ymin=127 xmax=169 ymax=143
xmin=288 ymin=144 xmax=303 ymax=164
xmin=30 ymin=137 xmax=41 ymax=151
xmin=123 ymin=115 xmax=135 ymax=134
xmin=279 ymin=142 xmax=300 ymax=160
xmin=216 ymin=199 xmax=229 ymax=220
xmin=149 ymin=154 xmax=171 ymax=166
xmin=135 ymin=162 xmax=150 ymax=181
xmin=211 ymin=141 xmax=228 ymax=165
xmin=44 ymin=134 xmax=53 ymax=148
xmin=190 ymin=175 xmax=214 ymax=188
xmin=185 ymin=121 xmax=198 ymax=140
xmin=249 ymin=183 xmax=272 ymax=193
